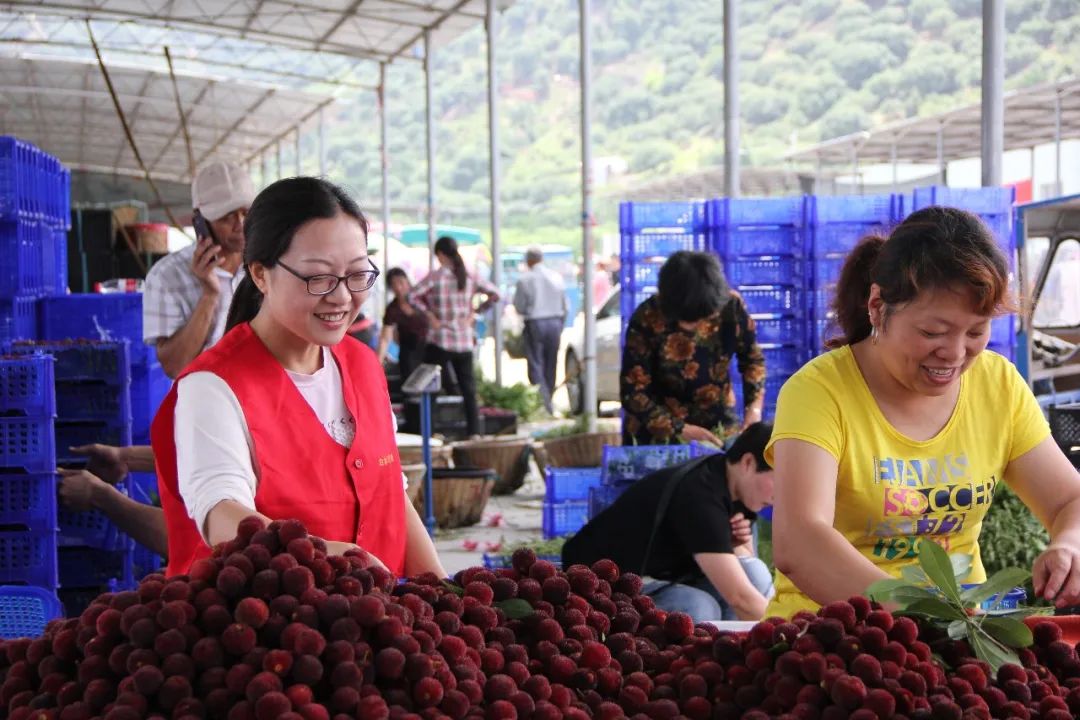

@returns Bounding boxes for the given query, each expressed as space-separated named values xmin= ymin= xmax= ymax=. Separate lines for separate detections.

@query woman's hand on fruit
xmin=1033 ymin=542 xmax=1080 ymax=607
xmin=324 ymin=540 xmax=389 ymax=571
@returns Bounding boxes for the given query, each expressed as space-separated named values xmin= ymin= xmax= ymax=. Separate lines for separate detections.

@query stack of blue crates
xmin=11 ymin=341 xmax=136 ymax=614
xmin=542 ymin=467 xmax=601 ymax=538
xmin=618 ymin=202 xmax=713 ymax=325
xmin=711 ymin=197 xmax=809 ymax=418
xmin=37 ymin=294 xmax=171 ymax=588
xmin=618 ymin=187 xmax=1020 ymax=432
xmin=807 ymin=194 xmax=903 ymax=353
xmin=0 ymin=137 xmax=70 ymax=348
xmin=0 ymin=354 xmax=59 ymax=601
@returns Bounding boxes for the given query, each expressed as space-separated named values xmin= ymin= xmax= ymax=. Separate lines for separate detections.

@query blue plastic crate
xmin=55 ymin=381 xmax=132 ymax=424
xmin=0 ymin=529 xmax=57 ymax=587
xmin=542 ymin=500 xmax=589 ymax=539
xmin=38 ymin=294 xmax=143 ymax=344
xmin=619 ymin=201 xmax=709 ymax=234
xmin=737 ymin=286 xmax=805 ymax=317
xmin=810 ymin=317 xmax=840 ymax=354
xmin=752 ymin=317 xmax=804 ymax=345
xmin=0 ymin=415 xmax=55 ymax=472
xmin=58 ymin=479 xmax=130 ymax=550
xmin=811 ymin=256 xmax=847 ymax=287
xmin=127 ymin=472 xmax=159 ymax=506
xmin=14 ymin=340 xmax=130 ymax=386
xmin=131 ymin=545 xmax=162 ymax=581
xmin=712 ymin=197 xmax=806 ymax=227
xmin=991 ymin=315 xmax=1015 ymax=346
xmin=130 ymin=361 xmax=170 ymax=442
xmin=0 ymin=585 xmax=63 ymax=638
xmin=0 ymin=473 xmax=57 ymax=530
xmin=725 ymin=257 xmax=804 ymax=286
xmin=58 ymin=546 xmax=133 ymax=589
xmin=980 ymin=213 xmax=1014 ymax=253
xmin=811 ymin=288 xmax=836 ymax=319
xmin=43 ymin=228 xmax=68 ymax=296
xmin=719 ymin=226 xmax=805 ymax=258
xmin=482 ymin=553 xmax=562 ymax=570
xmin=621 ymin=231 xmax=709 ymax=261
xmin=545 ymin=467 xmax=603 ymax=503
xmin=602 ymin=444 xmax=695 ymax=485
xmin=588 ymin=484 xmax=626 ymax=519
xmin=626 ymin=261 xmax=662 ymax=291
xmin=909 ymin=186 xmax=1014 ymax=217
xmin=811 ymin=222 xmax=890 ymax=257
xmin=0 ymin=220 xmax=45 ymax=298
xmin=55 ymin=420 xmax=132 ymax=465
xmin=0 ymin=297 xmax=38 ymax=346
xmin=0 ymin=137 xmax=35 ymax=222
xmin=809 ymin=194 xmax=901 ymax=226
xmin=0 ymin=353 xmax=55 ymax=417
xmin=761 ymin=346 xmax=805 ymax=377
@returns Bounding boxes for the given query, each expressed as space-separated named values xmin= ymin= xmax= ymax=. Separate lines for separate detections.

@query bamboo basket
xmin=450 ymin=437 xmax=531 ymax=496
xmin=541 ymin=431 xmax=621 ymax=468
xmin=398 ymin=444 xmax=452 ymax=468
xmin=402 ymin=463 xmax=426 ymax=510
xmin=411 ymin=468 xmax=496 ymax=529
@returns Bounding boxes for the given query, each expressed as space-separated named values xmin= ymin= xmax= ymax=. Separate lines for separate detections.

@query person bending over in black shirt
xmin=563 ymin=423 xmax=775 ymax=621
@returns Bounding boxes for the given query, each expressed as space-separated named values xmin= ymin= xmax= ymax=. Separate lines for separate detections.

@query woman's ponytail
xmin=826 ymin=235 xmax=885 ymax=349
xmin=434 ymin=235 xmax=468 ymax=290
xmin=226 ymin=274 xmax=264 ymax=332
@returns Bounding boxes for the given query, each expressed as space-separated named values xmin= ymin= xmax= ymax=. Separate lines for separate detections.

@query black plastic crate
xmin=1050 ymin=404 xmax=1080 ymax=446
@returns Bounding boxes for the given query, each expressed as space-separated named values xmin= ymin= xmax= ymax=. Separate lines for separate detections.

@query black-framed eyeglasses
xmin=277 ymin=259 xmax=380 ymax=296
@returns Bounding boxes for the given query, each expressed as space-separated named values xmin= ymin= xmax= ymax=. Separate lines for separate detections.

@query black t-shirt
xmin=562 ymin=455 xmax=748 ymax=580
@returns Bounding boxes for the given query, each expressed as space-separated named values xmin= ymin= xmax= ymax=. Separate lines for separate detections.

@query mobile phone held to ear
xmin=192 ymin=209 xmax=218 ymax=244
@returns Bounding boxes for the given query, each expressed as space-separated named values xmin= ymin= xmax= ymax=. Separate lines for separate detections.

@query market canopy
xmin=0 ymin=0 xmax=511 ymax=181
xmin=0 ymin=54 xmax=334 ymax=183
xmin=785 ymin=77 xmax=1080 ymax=167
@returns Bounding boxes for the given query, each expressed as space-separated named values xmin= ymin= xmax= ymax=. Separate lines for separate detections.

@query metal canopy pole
xmin=294 ymin=128 xmax=301 ymax=176
xmin=260 ymin=153 xmax=267 ymax=188
xmin=723 ymin=0 xmax=739 ymax=198
xmin=890 ymin=142 xmax=898 ymax=192
xmin=318 ymin=107 xmax=327 ymax=177
xmin=276 ymin=142 xmax=282 ymax=180
xmin=424 ymin=31 xmax=436 ymax=271
xmin=936 ymin=124 xmax=946 ymax=184
xmin=487 ymin=0 xmax=504 ymax=386
xmin=580 ymin=0 xmax=596 ymax=431
xmin=1054 ymin=91 xmax=1063 ymax=196
xmin=981 ymin=0 xmax=1004 ymax=187
xmin=379 ymin=63 xmax=392 ymax=309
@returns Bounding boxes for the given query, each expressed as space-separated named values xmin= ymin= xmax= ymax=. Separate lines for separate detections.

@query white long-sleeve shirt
xmin=175 ymin=346 xmax=403 ymax=540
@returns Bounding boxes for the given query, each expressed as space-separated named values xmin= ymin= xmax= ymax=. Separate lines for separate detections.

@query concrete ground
xmin=429 ymin=340 xmax=620 ymax=574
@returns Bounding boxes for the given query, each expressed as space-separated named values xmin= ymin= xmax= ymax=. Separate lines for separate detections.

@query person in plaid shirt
xmin=409 ymin=236 xmax=500 ymax=437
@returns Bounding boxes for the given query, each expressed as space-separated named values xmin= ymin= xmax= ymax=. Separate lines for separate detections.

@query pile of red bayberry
xmin=2 ymin=517 xmax=1079 ymax=720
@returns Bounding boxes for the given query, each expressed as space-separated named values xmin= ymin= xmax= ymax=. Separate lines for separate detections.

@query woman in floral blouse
xmin=621 ymin=251 xmax=766 ymax=446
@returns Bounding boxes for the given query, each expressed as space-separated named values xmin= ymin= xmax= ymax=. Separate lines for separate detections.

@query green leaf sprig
xmin=866 ymin=540 xmax=1046 ymax=673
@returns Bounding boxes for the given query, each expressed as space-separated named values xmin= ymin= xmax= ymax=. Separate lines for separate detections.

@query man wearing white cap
xmin=143 ymin=160 xmax=256 ymax=378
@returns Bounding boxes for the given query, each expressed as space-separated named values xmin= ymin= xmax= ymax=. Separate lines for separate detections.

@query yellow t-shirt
xmin=763 ymin=345 xmax=1050 ymax=618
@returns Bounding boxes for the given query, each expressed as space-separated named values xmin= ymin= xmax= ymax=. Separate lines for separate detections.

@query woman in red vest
xmin=152 ymin=177 xmax=445 ymax=578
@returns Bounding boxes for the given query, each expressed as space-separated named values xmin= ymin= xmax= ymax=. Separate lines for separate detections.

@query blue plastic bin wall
xmin=619 ymin=188 xmax=1020 ymax=440
xmin=0 ymin=354 xmax=59 ymax=593
xmin=0 ymin=137 xmax=71 ymax=347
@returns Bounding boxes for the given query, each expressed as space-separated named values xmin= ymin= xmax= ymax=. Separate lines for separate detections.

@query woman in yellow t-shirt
xmin=767 ymin=206 xmax=1080 ymax=618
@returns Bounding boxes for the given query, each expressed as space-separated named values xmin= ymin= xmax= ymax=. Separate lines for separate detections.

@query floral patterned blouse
xmin=621 ymin=293 xmax=766 ymax=445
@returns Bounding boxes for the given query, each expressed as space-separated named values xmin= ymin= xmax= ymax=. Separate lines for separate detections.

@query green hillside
xmin=323 ymin=0 xmax=1079 ymax=248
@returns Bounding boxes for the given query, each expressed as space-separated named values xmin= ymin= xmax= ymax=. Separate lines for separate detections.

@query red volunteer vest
xmin=151 ymin=323 xmax=406 ymax=577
